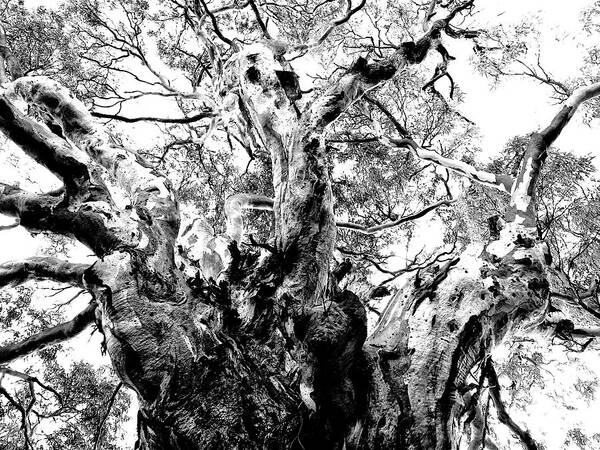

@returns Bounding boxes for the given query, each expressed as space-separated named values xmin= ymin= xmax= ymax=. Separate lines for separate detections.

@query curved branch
xmin=336 ymin=198 xmax=455 ymax=234
xmin=8 ymin=77 xmax=179 ymax=241
xmin=0 ymin=95 xmax=90 ymax=201
xmin=225 ymin=193 xmax=274 ymax=243
xmin=224 ymin=193 xmax=454 ymax=240
xmin=380 ymin=137 xmax=514 ymax=193
xmin=507 ymin=81 xmax=600 ymax=226
xmin=91 ymin=110 xmax=215 ymax=124
xmin=486 ymin=359 xmax=538 ymax=450
xmin=0 ymin=257 xmax=90 ymax=288
xmin=0 ymin=304 xmax=96 ymax=364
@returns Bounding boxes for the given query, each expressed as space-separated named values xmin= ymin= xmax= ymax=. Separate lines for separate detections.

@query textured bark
xmin=359 ymin=227 xmax=549 ymax=449
xmin=1 ymin=12 xmax=599 ymax=449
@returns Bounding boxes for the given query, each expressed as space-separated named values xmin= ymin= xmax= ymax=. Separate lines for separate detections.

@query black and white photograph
xmin=1 ymin=0 xmax=600 ymax=448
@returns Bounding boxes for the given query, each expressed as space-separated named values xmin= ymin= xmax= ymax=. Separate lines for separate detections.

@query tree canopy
xmin=1 ymin=0 xmax=600 ymax=448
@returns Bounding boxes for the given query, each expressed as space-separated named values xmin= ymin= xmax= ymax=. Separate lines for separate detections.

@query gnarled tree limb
xmin=0 ymin=95 xmax=91 ymax=202
xmin=7 ymin=76 xmax=179 ymax=241
xmin=381 ymin=137 xmax=514 ymax=193
xmin=506 ymin=81 xmax=600 ymax=226
xmin=0 ymin=182 xmax=124 ymax=256
xmin=0 ymin=303 xmax=96 ymax=364
xmin=0 ymin=257 xmax=90 ymax=288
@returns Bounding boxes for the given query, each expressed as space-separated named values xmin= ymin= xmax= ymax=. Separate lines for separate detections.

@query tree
xmin=1 ymin=0 xmax=600 ymax=448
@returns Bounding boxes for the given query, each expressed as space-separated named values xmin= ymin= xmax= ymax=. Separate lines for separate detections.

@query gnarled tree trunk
xmin=1 ymin=4 xmax=599 ymax=449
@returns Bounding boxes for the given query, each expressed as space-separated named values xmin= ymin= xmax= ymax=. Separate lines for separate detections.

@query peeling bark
xmin=0 ymin=10 xmax=598 ymax=447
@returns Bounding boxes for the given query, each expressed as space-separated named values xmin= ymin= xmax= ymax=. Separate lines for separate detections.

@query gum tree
xmin=1 ymin=0 xmax=600 ymax=448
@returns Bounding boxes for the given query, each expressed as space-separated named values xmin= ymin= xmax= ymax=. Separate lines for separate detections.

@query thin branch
xmin=224 ymin=193 xmax=453 ymax=241
xmin=314 ymin=0 xmax=367 ymax=47
xmin=247 ymin=0 xmax=270 ymax=38
xmin=486 ymin=359 xmax=538 ymax=450
xmin=92 ymin=382 xmax=123 ymax=450
xmin=336 ymin=198 xmax=454 ymax=234
xmin=91 ymin=110 xmax=215 ymax=124
xmin=0 ymin=367 xmax=63 ymax=405
xmin=0 ymin=385 xmax=32 ymax=449
xmin=196 ymin=0 xmax=235 ymax=47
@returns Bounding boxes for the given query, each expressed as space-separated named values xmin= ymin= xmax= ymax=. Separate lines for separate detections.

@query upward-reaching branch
xmin=0 ymin=96 xmax=92 ymax=202
xmin=507 ymin=82 xmax=600 ymax=226
xmin=7 ymin=77 xmax=180 ymax=243
xmin=380 ymin=137 xmax=514 ymax=193
xmin=306 ymin=0 xmax=475 ymax=133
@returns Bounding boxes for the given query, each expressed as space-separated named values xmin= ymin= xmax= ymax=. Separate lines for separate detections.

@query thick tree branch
xmin=507 ymin=81 xmax=600 ymax=226
xmin=380 ymin=137 xmax=514 ymax=193
xmin=7 ymin=77 xmax=180 ymax=242
xmin=0 ymin=304 xmax=96 ymax=364
xmin=0 ymin=95 xmax=91 ymax=201
xmin=224 ymin=193 xmax=454 ymax=240
xmin=0 ymin=183 xmax=124 ymax=256
xmin=0 ymin=257 xmax=90 ymax=288
xmin=0 ymin=183 xmax=62 ymax=228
